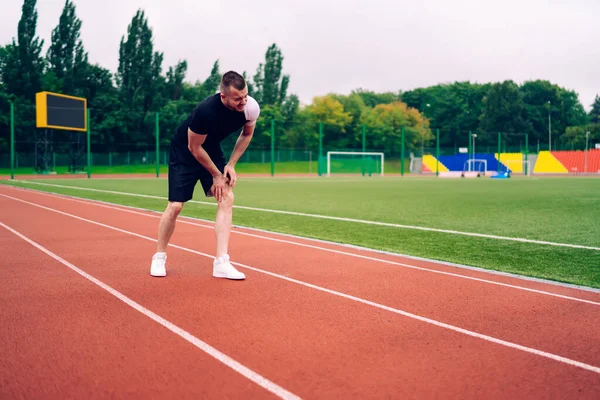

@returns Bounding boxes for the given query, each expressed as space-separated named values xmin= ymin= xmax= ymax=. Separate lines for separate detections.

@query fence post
xmin=10 ymin=101 xmax=15 ymax=180
xmin=155 ymin=112 xmax=160 ymax=178
xmin=270 ymin=119 xmax=275 ymax=177
xmin=401 ymin=126 xmax=405 ymax=176
xmin=436 ymin=129 xmax=440 ymax=176
xmin=318 ymin=122 xmax=323 ymax=176
xmin=87 ymin=108 xmax=91 ymax=179
xmin=362 ymin=124 xmax=366 ymax=176
xmin=497 ymin=132 xmax=501 ymax=172
xmin=525 ymin=134 xmax=529 ymax=175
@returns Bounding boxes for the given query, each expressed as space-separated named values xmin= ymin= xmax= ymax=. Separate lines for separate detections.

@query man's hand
xmin=211 ymin=174 xmax=229 ymax=202
xmin=224 ymin=164 xmax=237 ymax=188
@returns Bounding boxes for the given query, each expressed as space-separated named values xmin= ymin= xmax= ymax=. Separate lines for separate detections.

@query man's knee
xmin=167 ymin=201 xmax=184 ymax=217
xmin=218 ymin=189 xmax=234 ymax=207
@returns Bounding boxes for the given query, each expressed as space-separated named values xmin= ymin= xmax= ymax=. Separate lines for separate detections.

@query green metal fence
xmin=0 ymin=100 xmax=595 ymax=178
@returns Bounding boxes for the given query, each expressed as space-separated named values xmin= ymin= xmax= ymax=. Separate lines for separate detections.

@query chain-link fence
xmin=0 ymin=100 xmax=596 ymax=177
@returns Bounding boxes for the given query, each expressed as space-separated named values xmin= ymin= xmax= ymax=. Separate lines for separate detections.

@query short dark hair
xmin=220 ymin=71 xmax=246 ymax=93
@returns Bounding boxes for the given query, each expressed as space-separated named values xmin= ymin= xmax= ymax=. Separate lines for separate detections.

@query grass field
xmin=2 ymin=175 xmax=599 ymax=289
xmin=0 ymin=159 xmax=410 ymax=176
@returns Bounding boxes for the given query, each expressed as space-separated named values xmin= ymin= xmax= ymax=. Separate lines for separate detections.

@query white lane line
xmin=0 ymin=221 xmax=301 ymax=400
xmin=3 ymin=194 xmax=600 ymax=376
xmin=8 ymin=180 xmax=600 ymax=251
xmin=4 ymin=189 xmax=600 ymax=305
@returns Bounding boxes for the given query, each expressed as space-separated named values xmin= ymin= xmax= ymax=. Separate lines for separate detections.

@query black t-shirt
xmin=171 ymin=93 xmax=260 ymax=164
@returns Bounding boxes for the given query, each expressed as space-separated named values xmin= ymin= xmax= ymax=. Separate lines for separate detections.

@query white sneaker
xmin=150 ymin=252 xmax=167 ymax=277
xmin=213 ymin=255 xmax=245 ymax=280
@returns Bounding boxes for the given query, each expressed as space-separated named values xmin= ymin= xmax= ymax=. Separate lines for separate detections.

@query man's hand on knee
xmin=211 ymin=174 xmax=229 ymax=202
xmin=223 ymin=164 xmax=237 ymax=188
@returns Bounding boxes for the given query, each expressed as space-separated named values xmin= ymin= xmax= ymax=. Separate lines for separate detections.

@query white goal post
xmin=463 ymin=159 xmax=487 ymax=174
xmin=326 ymin=151 xmax=385 ymax=177
xmin=503 ymin=160 xmax=532 ymax=176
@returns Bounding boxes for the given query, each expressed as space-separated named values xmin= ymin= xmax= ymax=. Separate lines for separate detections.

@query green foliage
xmin=303 ymin=95 xmax=353 ymax=149
xmin=479 ymin=80 xmax=531 ymax=141
xmin=519 ymin=80 xmax=588 ymax=146
xmin=199 ymin=60 xmax=221 ymax=99
xmin=402 ymin=82 xmax=490 ymax=148
xmin=589 ymin=95 xmax=600 ymax=124
xmin=2 ymin=0 xmax=44 ymax=101
xmin=46 ymin=0 xmax=87 ymax=97
xmin=562 ymin=124 xmax=600 ymax=150
xmin=116 ymin=9 xmax=165 ymax=113
xmin=252 ymin=43 xmax=289 ymax=107
xmin=352 ymin=89 xmax=400 ymax=108
xmin=362 ymin=102 xmax=432 ymax=153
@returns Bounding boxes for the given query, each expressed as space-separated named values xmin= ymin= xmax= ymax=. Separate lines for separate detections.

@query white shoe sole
xmin=213 ymin=272 xmax=245 ymax=280
xmin=151 ymin=271 xmax=166 ymax=277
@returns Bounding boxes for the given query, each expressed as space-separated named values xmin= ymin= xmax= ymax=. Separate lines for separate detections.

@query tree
xmin=302 ymin=95 xmax=353 ymax=149
xmin=1 ymin=0 xmax=44 ymax=101
xmin=0 ymin=46 xmax=7 ymax=84
xmin=252 ymin=43 xmax=289 ymax=107
xmin=278 ymin=94 xmax=301 ymax=147
xmin=0 ymin=0 xmax=45 ymax=157
xmin=561 ymin=124 xmax=600 ymax=151
xmin=199 ymin=60 xmax=220 ymax=100
xmin=247 ymin=43 xmax=300 ymax=151
xmin=116 ymin=9 xmax=164 ymax=112
xmin=401 ymin=82 xmax=489 ymax=143
xmin=0 ymin=74 xmax=12 ymax=155
xmin=362 ymin=102 xmax=431 ymax=154
xmin=589 ymin=95 xmax=600 ymax=124
xmin=352 ymin=89 xmax=400 ymax=108
xmin=559 ymin=89 xmax=588 ymax=132
xmin=165 ymin=60 xmax=187 ymax=101
xmin=331 ymin=93 xmax=368 ymax=146
xmin=245 ymin=105 xmax=285 ymax=149
xmin=46 ymin=0 xmax=88 ymax=96
xmin=518 ymin=80 xmax=587 ymax=149
xmin=479 ymin=81 xmax=531 ymax=145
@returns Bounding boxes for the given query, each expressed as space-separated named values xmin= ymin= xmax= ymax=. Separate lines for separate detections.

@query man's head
xmin=220 ymin=71 xmax=248 ymax=112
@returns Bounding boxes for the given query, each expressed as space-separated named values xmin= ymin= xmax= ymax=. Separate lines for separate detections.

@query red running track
xmin=1 ymin=184 xmax=599 ymax=399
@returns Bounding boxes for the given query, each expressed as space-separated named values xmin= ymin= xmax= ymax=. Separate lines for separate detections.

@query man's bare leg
xmin=151 ymin=201 xmax=183 ymax=277
xmin=212 ymin=187 xmax=245 ymax=280
xmin=157 ymin=201 xmax=184 ymax=252
xmin=215 ymin=188 xmax=233 ymax=258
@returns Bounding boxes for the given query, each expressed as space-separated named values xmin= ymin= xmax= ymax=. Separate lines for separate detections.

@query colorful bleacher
xmin=552 ymin=149 xmax=600 ymax=174
xmin=532 ymin=151 xmax=568 ymax=174
xmin=422 ymin=155 xmax=448 ymax=173
xmin=422 ymin=150 xmax=599 ymax=175
xmin=427 ymin=153 xmax=511 ymax=174
xmin=496 ymin=153 xmax=523 ymax=173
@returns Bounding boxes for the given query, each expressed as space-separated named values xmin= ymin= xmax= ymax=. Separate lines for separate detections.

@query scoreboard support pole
xmin=87 ymin=108 xmax=91 ymax=179
xmin=35 ymin=91 xmax=89 ymax=176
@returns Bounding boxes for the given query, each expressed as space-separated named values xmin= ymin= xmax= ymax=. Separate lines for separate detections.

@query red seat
xmin=552 ymin=150 xmax=600 ymax=173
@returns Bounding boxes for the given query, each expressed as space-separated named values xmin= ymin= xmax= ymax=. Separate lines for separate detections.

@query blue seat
xmin=437 ymin=154 xmax=506 ymax=173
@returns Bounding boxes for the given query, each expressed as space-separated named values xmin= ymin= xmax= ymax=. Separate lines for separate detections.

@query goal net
xmin=463 ymin=159 xmax=487 ymax=175
xmin=326 ymin=151 xmax=384 ymax=177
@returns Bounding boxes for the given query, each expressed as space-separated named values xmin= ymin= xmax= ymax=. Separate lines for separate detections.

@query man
xmin=150 ymin=71 xmax=260 ymax=280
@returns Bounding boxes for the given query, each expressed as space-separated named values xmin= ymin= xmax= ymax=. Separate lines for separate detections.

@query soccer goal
xmin=326 ymin=151 xmax=384 ymax=177
xmin=504 ymin=160 xmax=532 ymax=176
xmin=463 ymin=159 xmax=487 ymax=175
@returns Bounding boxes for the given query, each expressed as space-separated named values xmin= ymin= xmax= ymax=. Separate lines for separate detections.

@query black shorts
xmin=168 ymin=142 xmax=226 ymax=202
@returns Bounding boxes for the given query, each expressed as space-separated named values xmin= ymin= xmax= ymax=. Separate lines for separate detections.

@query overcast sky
xmin=1 ymin=0 xmax=598 ymax=110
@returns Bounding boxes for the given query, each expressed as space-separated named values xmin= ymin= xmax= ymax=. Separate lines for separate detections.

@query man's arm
xmin=187 ymin=128 xmax=228 ymax=201
xmin=187 ymin=128 xmax=222 ymax=177
xmin=228 ymin=124 xmax=256 ymax=167
xmin=222 ymin=124 xmax=255 ymax=188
